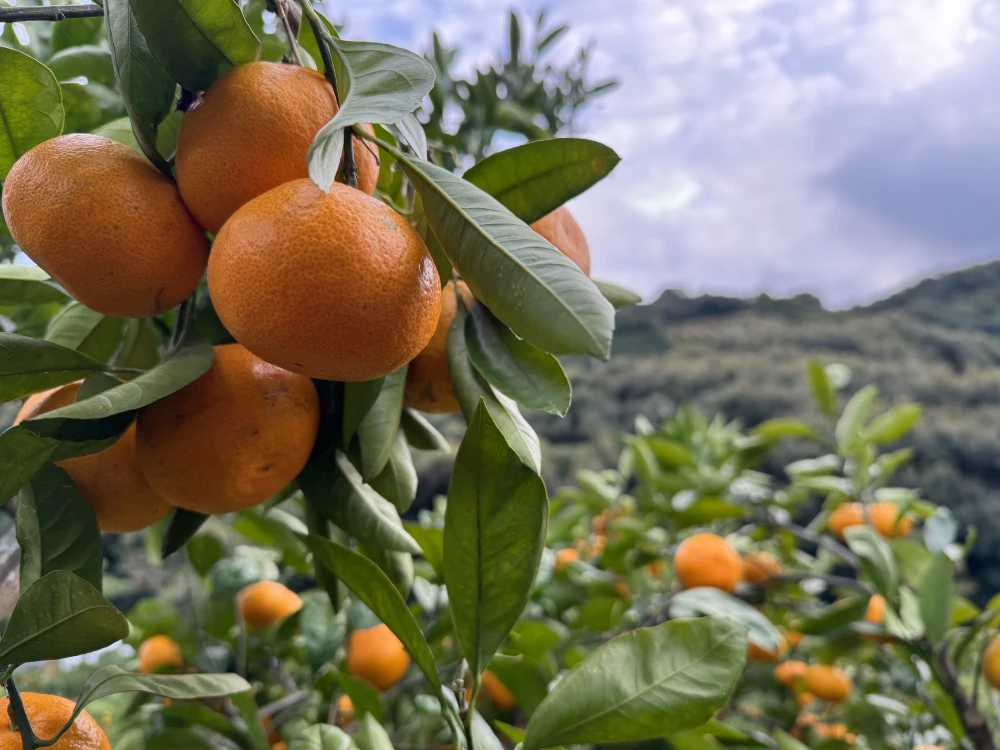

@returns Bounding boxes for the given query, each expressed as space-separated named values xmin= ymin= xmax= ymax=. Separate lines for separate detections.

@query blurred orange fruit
xmin=348 ymin=624 xmax=411 ymax=691
xmin=742 ymin=551 xmax=781 ymax=584
xmin=673 ymin=533 xmax=742 ymax=592
xmin=804 ymin=664 xmax=852 ymax=703
xmin=238 ymin=581 xmax=303 ymax=629
xmin=0 ymin=693 xmax=109 ymax=749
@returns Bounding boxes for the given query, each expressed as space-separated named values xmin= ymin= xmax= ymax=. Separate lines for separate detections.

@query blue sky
xmin=337 ymin=0 xmax=1000 ymax=307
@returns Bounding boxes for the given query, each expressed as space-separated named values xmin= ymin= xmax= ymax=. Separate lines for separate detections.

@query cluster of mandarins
xmin=2 ymin=61 xmax=591 ymax=534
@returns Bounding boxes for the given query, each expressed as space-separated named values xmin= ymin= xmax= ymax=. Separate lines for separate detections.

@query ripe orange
xmin=530 ymin=207 xmax=591 ymax=276
xmin=404 ymin=280 xmax=475 ymax=413
xmin=15 ymin=382 xmax=173 ymax=533
xmin=747 ymin=634 xmax=787 ymax=663
xmin=238 ymin=581 xmax=303 ymax=629
xmin=982 ymin=634 xmax=1000 ymax=689
xmin=176 ymin=61 xmax=378 ymax=234
xmin=828 ymin=502 xmax=912 ymax=539
xmin=135 ymin=344 xmax=319 ymax=514
xmin=208 ymin=180 xmax=441 ymax=382
xmin=804 ymin=664 xmax=852 ymax=703
xmin=137 ymin=635 xmax=183 ymax=674
xmin=673 ymin=533 xmax=742 ymax=592
xmin=864 ymin=594 xmax=885 ymax=625
xmin=774 ymin=660 xmax=808 ymax=689
xmin=2 ymin=134 xmax=207 ymax=318
xmin=347 ymin=623 xmax=411 ymax=691
xmin=335 ymin=694 xmax=354 ymax=727
xmin=481 ymin=670 xmax=516 ymax=712
xmin=742 ymin=551 xmax=781 ymax=584
xmin=0 ymin=693 xmax=109 ymax=749
xmin=554 ymin=548 xmax=579 ymax=571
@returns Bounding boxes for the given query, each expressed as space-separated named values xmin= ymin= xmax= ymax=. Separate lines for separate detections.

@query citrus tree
xmin=0 ymin=1 xmax=757 ymax=749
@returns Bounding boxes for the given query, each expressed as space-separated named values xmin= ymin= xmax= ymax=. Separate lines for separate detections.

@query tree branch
xmin=0 ymin=4 xmax=103 ymax=22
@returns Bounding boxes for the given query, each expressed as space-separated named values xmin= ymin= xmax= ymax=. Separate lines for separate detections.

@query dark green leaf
xmin=0 ymin=266 xmax=67 ymax=306
xmin=0 ymin=47 xmax=64 ymax=180
xmin=446 ymin=401 xmax=547 ymax=675
xmin=301 ymin=594 xmax=346 ymax=673
xmin=233 ymin=510 xmax=310 ymax=573
xmin=369 ymin=430 xmax=417 ymax=513
xmin=521 ymin=618 xmax=747 ymax=749
xmin=400 ymin=408 xmax=450 ymax=453
xmin=806 ymin=360 xmax=834 ymax=417
xmin=48 ymin=45 xmax=116 ymax=86
xmin=162 ymin=509 xmax=210 ymax=560
xmin=359 ymin=543 xmax=413 ymax=598
xmin=466 ymin=302 xmax=570 ymax=416
xmin=231 ymin=690 xmax=270 ymax=750
xmin=113 ymin=318 xmax=162 ymax=371
xmin=129 ymin=0 xmax=261 ymax=92
xmin=463 ymin=138 xmax=620 ymax=225
xmin=792 ymin=597 xmax=869 ymax=635
xmin=308 ymin=41 xmax=435 ymax=191
xmin=104 ymin=0 xmax=176 ymax=171
xmin=0 ymin=426 xmax=57 ymax=504
xmin=0 ymin=333 xmax=110 ymax=404
xmin=358 ymin=366 xmax=405 ymax=480
xmin=0 ymin=570 xmax=128 ymax=666
xmin=16 ymin=463 xmax=102 ymax=593
xmin=331 ymin=667 xmax=382 ymax=723
xmin=920 ymin=552 xmax=952 ymax=644
xmin=51 ymin=14 xmax=105 ymax=52
xmin=342 ymin=378 xmax=384 ymax=448
xmin=845 ymin=526 xmax=899 ymax=606
xmin=394 ymin=149 xmax=614 ymax=359
xmin=303 ymin=534 xmax=441 ymax=692
xmin=46 ymin=302 xmax=126 ymax=363
xmin=669 ymin=588 xmax=780 ymax=650
xmin=594 ymin=280 xmax=641 ymax=309
xmin=185 ymin=532 xmax=225 ymax=577
xmin=403 ymin=523 xmax=444 ymax=578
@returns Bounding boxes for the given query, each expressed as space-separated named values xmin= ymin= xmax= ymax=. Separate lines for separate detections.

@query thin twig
xmin=0 ymin=4 xmax=102 ymax=22
xmin=271 ymin=0 xmax=303 ymax=66
xmin=257 ymin=691 xmax=309 ymax=721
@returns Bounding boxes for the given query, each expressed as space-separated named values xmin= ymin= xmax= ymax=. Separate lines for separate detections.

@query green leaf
xmin=233 ymin=510 xmax=310 ymax=573
xmin=751 ymin=418 xmax=818 ymax=441
xmin=774 ymin=730 xmax=810 ymax=750
xmin=447 ymin=301 xmax=540 ymax=472
xmin=104 ymin=0 xmax=176 ymax=171
xmin=302 ymin=595 xmax=346 ymax=673
xmin=0 ymin=266 xmax=67 ymax=306
xmin=161 ymin=509 xmax=210 ymax=559
xmin=290 ymin=725 xmax=358 ymax=750
xmin=307 ymin=40 xmax=435 ymax=191
xmin=51 ymin=15 xmax=105 ymax=52
xmin=494 ymin=721 xmax=525 ymax=745
xmin=466 ymin=302 xmax=571 ymax=416
xmin=113 ymin=318 xmax=162 ymax=371
xmin=392 ymin=148 xmax=615 ymax=359
xmin=920 ymin=552 xmax=953 ymax=644
xmin=0 ymin=47 xmax=64 ymax=181
xmin=130 ymin=0 xmax=261 ymax=92
xmin=594 ymin=280 xmax=641 ymax=309
xmin=792 ymin=597 xmax=868 ymax=635
xmin=400 ymin=407 xmax=450 ymax=453
xmin=358 ymin=366 xmax=405 ymax=480
xmin=463 ymin=138 xmax=620 ymax=224
xmin=231 ymin=690 xmax=270 ymax=750
xmin=148 ymin=730 xmax=216 ymax=750
xmin=403 ymin=523 xmax=444 ymax=578
xmin=521 ymin=618 xmax=747 ymax=750
xmin=806 ymin=360 xmax=834 ymax=417
xmin=331 ymin=668 xmax=383 ymax=723
xmin=864 ymin=403 xmax=921 ymax=443
xmin=368 ymin=430 xmax=417 ymax=513
xmin=299 ymin=451 xmax=420 ymax=554
xmin=303 ymin=534 xmax=441 ymax=692
xmin=669 ymin=588 xmax=780 ymax=650
xmin=46 ymin=302 xmax=126 ymax=363
xmin=48 ymin=45 xmax=116 ymax=87
xmin=0 ymin=570 xmax=128 ymax=666
xmin=471 ymin=711 xmax=504 ymax=750
xmin=645 ymin=437 xmax=696 ymax=467
xmin=0 ymin=427 xmax=57 ymax=504
xmin=0 ymin=333 xmax=110 ymax=404
xmin=16 ymin=463 xmax=103 ymax=594
xmin=354 ymin=713 xmax=393 ymax=750
xmin=342 ymin=377 xmax=384 ymax=448
xmin=445 ymin=400 xmax=548 ymax=675
xmin=845 ymin=526 xmax=899 ymax=606
xmin=835 ymin=385 xmax=877 ymax=455
xmin=384 ymin=112 xmax=427 ymax=157
xmin=185 ymin=532 xmax=225 ymax=577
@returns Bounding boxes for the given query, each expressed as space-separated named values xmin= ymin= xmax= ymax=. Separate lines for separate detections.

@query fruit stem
xmin=269 ymin=0 xmax=303 ymax=67
xmin=0 ymin=4 xmax=103 ymax=22
xmin=4 ymin=677 xmax=36 ymax=749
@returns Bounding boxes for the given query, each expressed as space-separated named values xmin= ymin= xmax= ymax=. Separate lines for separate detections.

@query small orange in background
xmin=785 ymin=630 xmax=804 ymax=648
xmin=0 ymin=693 xmax=110 ymax=749
xmin=796 ymin=692 xmax=814 ymax=708
xmin=774 ymin=660 xmax=808 ymax=689
xmin=238 ymin=581 xmax=303 ymax=629
xmin=742 ymin=551 xmax=781 ymax=584
xmin=673 ymin=533 xmax=742 ymax=593
xmin=584 ymin=533 xmax=607 ymax=562
xmin=481 ymin=671 xmax=516 ymax=712
xmin=644 ymin=559 xmax=665 ymax=579
xmin=530 ymin=206 xmax=591 ymax=276
xmin=828 ymin=502 xmax=912 ymax=539
xmin=747 ymin=634 xmax=787 ymax=663
xmin=804 ymin=664 xmax=852 ymax=703
xmin=982 ymin=634 xmax=1000 ymax=689
xmin=335 ymin=694 xmax=355 ymax=728
xmin=137 ymin=635 xmax=183 ymax=675
xmin=864 ymin=594 xmax=885 ymax=625
xmin=613 ymin=579 xmax=632 ymax=599
xmin=347 ymin=624 xmax=411 ymax=691
xmin=554 ymin=548 xmax=579 ymax=572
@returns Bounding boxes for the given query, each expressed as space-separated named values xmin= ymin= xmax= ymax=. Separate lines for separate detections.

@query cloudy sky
xmin=337 ymin=0 xmax=1000 ymax=308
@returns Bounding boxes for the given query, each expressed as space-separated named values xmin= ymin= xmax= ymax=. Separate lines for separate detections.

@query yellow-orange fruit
xmin=136 ymin=344 xmax=319 ymax=513
xmin=796 ymin=692 xmax=814 ymax=708
xmin=742 ymin=551 xmax=781 ymax=584
xmin=208 ymin=180 xmax=441 ymax=382
xmin=137 ymin=635 xmax=183 ymax=674
xmin=0 ymin=693 xmax=109 ymax=749
xmin=864 ymin=594 xmax=885 ymax=625
xmin=982 ymin=634 xmax=1000 ymax=689
xmin=2 ymin=134 xmax=207 ymax=318
xmin=804 ymin=664 xmax=852 ymax=703
xmin=15 ymin=383 xmax=173 ymax=533
xmin=785 ymin=630 xmax=804 ymax=648
xmin=554 ymin=548 xmax=578 ymax=571
xmin=347 ymin=624 xmax=411 ymax=691
xmin=673 ymin=533 xmax=742 ymax=593
xmin=176 ymin=61 xmax=378 ymax=234
xmin=530 ymin=206 xmax=591 ymax=276
xmin=828 ymin=502 xmax=912 ymax=539
xmin=481 ymin=670 xmax=516 ymax=712
xmin=335 ymin=694 xmax=354 ymax=727
xmin=404 ymin=281 xmax=475 ymax=413
xmin=238 ymin=581 xmax=303 ymax=629
xmin=775 ymin=660 xmax=808 ymax=689
xmin=748 ymin=634 xmax=787 ymax=663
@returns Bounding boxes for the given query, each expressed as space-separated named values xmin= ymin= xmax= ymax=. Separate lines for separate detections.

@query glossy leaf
xmin=669 ymin=588 xmax=780 ymax=650
xmin=103 ymin=0 xmax=176 ymax=171
xmin=16 ymin=463 xmax=102 ymax=593
xmin=806 ymin=360 xmax=834 ymax=416
xmin=446 ymin=401 xmax=548 ymax=675
xmin=354 ymin=714 xmax=393 ymax=750
xmin=521 ymin=618 xmax=747 ymax=749
xmin=358 ymin=366 xmax=406 ymax=480
xmin=0 ymin=333 xmax=110 ymax=404
xmin=299 ymin=451 xmax=420 ymax=554
xmin=342 ymin=377 xmax=384 ymax=448
xmin=845 ymin=526 xmax=899 ymax=606
xmin=46 ymin=302 xmax=125 ymax=363
xmin=400 ymin=407 xmax=450 ymax=452
xmin=303 ymin=534 xmax=441 ymax=692
xmin=0 ymin=47 xmax=64 ymax=180
xmin=308 ymin=41 xmax=435 ymax=191
xmin=466 ymin=302 xmax=571 ymax=416
xmin=463 ymin=138 xmax=620 ymax=224
xmin=920 ymin=552 xmax=952 ymax=644
xmin=0 ymin=266 xmax=67 ymax=306
xmin=369 ymin=430 xmax=417 ymax=513
xmin=161 ymin=509 xmax=210 ymax=559
xmin=0 ymin=570 xmax=128 ymax=666
xmin=392 ymin=147 xmax=615 ymax=359
xmin=594 ymin=280 xmax=641 ymax=309
xmin=130 ymin=0 xmax=260 ymax=92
